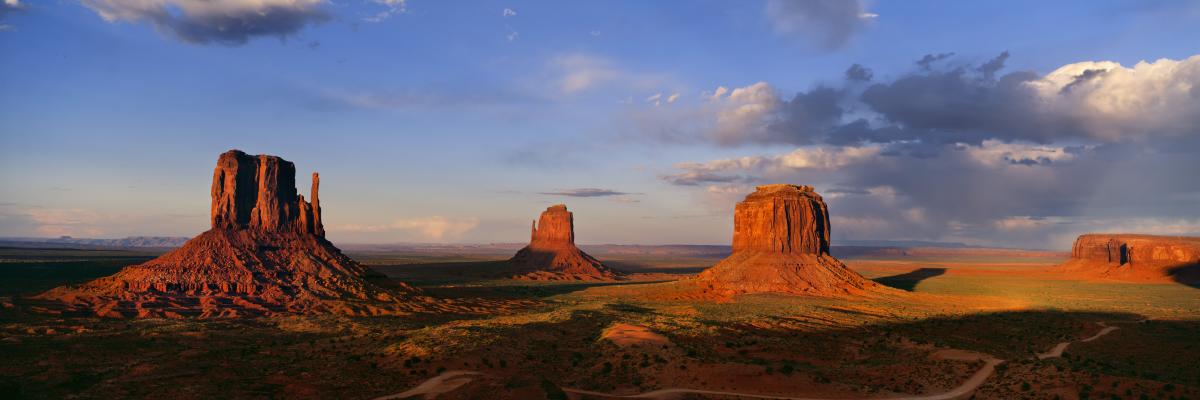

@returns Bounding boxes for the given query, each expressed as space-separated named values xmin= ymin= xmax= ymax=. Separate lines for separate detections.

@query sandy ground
xmin=600 ymin=323 xmax=671 ymax=348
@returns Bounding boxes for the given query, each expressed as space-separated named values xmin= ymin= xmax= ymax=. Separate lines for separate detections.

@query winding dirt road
xmin=379 ymin=322 xmax=1122 ymax=400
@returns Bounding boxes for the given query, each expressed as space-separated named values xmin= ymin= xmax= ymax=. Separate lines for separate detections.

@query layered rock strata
xmin=695 ymin=184 xmax=877 ymax=296
xmin=33 ymin=150 xmax=419 ymax=317
xmin=508 ymin=205 xmax=623 ymax=281
xmin=1059 ymin=234 xmax=1200 ymax=282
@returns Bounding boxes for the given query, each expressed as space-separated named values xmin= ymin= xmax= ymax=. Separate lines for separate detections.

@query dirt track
xmin=383 ymin=323 xmax=1122 ymax=400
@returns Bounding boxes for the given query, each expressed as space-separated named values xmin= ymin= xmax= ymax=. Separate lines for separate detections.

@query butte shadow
xmin=27 ymin=150 xmax=428 ymax=318
xmin=873 ymin=267 xmax=948 ymax=291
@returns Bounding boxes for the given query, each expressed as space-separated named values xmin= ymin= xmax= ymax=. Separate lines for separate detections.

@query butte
xmin=507 ymin=204 xmax=624 ymax=281
xmin=32 ymin=150 xmax=420 ymax=318
xmin=1058 ymin=233 xmax=1200 ymax=282
xmin=693 ymin=184 xmax=878 ymax=296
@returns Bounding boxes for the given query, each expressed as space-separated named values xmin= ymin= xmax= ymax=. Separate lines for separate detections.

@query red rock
xmin=1059 ymin=234 xmax=1200 ymax=281
xmin=694 ymin=184 xmax=877 ymax=296
xmin=508 ymin=204 xmax=623 ymax=281
xmin=33 ymin=150 xmax=419 ymax=318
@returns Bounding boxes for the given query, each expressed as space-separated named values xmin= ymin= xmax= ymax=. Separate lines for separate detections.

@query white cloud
xmin=502 ymin=8 xmax=516 ymax=17
xmin=710 ymin=82 xmax=782 ymax=144
xmin=958 ymin=140 xmax=1079 ymax=167
xmin=506 ymin=30 xmax=519 ymax=41
xmin=667 ymin=93 xmax=680 ymax=104
xmin=549 ymin=53 xmax=669 ymax=95
xmin=552 ymin=54 xmax=620 ymax=94
xmin=1026 ymin=55 xmax=1200 ymax=141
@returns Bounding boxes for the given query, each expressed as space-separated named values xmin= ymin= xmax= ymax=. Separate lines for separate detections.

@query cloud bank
xmin=656 ymin=53 xmax=1200 ymax=248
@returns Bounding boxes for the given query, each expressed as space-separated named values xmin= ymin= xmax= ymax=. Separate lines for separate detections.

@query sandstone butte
xmin=1058 ymin=233 xmax=1200 ymax=282
xmin=32 ymin=150 xmax=422 ymax=318
xmin=508 ymin=204 xmax=624 ymax=281
xmin=694 ymin=184 xmax=878 ymax=296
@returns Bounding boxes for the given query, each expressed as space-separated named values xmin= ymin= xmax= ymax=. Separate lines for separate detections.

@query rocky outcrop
xmin=32 ymin=150 xmax=421 ymax=318
xmin=508 ymin=205 xmax=623 ymax=281
xmin=210 ymin=150 xmax=323 ymax=235
xmin=1059 ymin=234 xmax=1200 ymax=281
xmin=694 ymin=184 xmax=877 ymax=296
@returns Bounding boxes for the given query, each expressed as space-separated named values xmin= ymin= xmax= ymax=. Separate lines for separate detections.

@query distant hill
xmin=0 ymin=236 xmax=190 ymax=249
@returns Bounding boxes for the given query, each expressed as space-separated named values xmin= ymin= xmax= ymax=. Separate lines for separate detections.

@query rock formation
xmin=508 ymin=204 xmax=623 ymax=281
xmin=1058 ymin=234 xmax=1200 ymax=282
xmin=694 ymin=184 xmax=877 ymax=296
xmin=32 ymin=150 xmax=420 ymax=318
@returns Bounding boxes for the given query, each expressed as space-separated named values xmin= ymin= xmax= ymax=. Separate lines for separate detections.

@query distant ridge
xmin=0 ymin=236 xmax=190 ymax=249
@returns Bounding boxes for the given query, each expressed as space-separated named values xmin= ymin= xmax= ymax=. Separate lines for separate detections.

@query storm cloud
xmin=659 ymin=53 xmax=1200 ymax=248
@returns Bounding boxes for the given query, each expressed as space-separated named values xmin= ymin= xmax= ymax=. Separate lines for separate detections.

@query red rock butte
xmin=508 ymin=204 xmax=623 ymax=281
xmin=695 ymin=184 xmax=877 ymax=296
xmin=1058 ymin=233 xmax=1200 ymax=282
xmin=32 ymin=150 xmax=420 ymax=318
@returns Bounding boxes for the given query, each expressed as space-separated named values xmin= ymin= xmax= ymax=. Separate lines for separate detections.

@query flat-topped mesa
xmin=508 ymin=204 xmax=623 ymax=281
xmin=529 ymin=204 xmax=574 ymax=247
xmin=732 ymin=184 xmax=829 ymax=255
xmin=1060 ymin=234 xmax=1200 ymax=282
xmin=694 ymin=184 xmax=877 ymax=296
xmin=210 ymin=150 xmax=323 ymax=236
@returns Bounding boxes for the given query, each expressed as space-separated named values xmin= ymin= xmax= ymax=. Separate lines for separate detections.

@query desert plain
xmin=2 ymin=236 xmax=1197 ymax=399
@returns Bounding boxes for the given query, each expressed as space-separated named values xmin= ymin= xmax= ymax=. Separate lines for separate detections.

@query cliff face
xmin=695 ymin=184 xmax=877 ymax=296
xmin=508 ymin=205 xmax=623 ymax=281
xmin=1071 ymin=234 xmax=1200 ymax=266
xmin=528 ymin=204 xmax=575 ymax=249
xmin=1060 ymin=234 xmax=1200 ymax=281
xmin=731 ymin=184 xmax=830 ymax=255
xmin=33 ymin=150 xmax=417 ymax=318
xmin=210 ymin=150 xmax=323 ymax=235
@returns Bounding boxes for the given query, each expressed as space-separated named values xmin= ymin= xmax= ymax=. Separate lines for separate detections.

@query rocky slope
xmin=508 ymin=205 xmax=623 ymax=281
xmin=32 ymin=150 xmax=421 ymax=317
xmin=694 ymin=184 xmax=878 ymax=296
xmin=1058 ymin=234 xmax=1200 ymax=282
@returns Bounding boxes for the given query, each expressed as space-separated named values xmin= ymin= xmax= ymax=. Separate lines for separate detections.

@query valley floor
xmin=1 ymin=247 xmax=1197 ymax=399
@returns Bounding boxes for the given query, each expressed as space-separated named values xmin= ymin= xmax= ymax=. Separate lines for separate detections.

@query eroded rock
xmin=508 ymin=204 xmax=623 ymax=281
xmin=33 ymin=150 xmax=420 ymax=318
xmin=694 ymin=184 xmax=877 ymax=296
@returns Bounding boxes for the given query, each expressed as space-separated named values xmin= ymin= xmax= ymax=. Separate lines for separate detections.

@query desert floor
xmin=1 ymin=246 xmax=1197 ymax=399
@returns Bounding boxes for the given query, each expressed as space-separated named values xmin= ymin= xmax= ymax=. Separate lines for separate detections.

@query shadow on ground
xmin=873 ymin=267 xmax=947 ymax=291
xmin=1167 ymin=263 xmax=1200 ymax=289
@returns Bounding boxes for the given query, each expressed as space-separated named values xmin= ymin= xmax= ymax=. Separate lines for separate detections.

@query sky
xmin=1 ymin=0 xmax=1198 ymax=249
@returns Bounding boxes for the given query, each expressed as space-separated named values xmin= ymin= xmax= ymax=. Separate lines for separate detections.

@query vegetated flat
xmin=1 ymin=246 xmax=1197 ymax=399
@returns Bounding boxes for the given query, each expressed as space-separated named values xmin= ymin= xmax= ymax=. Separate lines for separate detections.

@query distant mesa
xmin=1057 ymin=233 xmax=1200 ymax=283
xmin=693 ymin=184 xmax=879 ymax=296
xmin=508 ymin=204 xmax=624 ymax=281
xmin=32 ymin=150 xmax=422 ymax=318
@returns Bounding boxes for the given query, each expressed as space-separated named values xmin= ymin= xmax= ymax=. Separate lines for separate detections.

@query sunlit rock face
xmin=696 ymin=184 xmax=877 ymax=296
xmin=1060 ymin=234 xmax=1200 ymax=281
xmin=33 ymin=150 xmax=419 ymax=318
xmin=210 ymin=150 xmax=323 ymax=236
xmin=508 ymin=204 xmax=623 ymax=281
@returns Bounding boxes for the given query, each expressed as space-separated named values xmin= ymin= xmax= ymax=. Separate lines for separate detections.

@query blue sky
xmin=1 ymin=0 xmax=1198 ymax=249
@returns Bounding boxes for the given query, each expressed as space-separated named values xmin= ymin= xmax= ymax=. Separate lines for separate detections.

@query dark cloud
xmin=660 ymin=171 xmax=746 ymax=186
xmin=766 ymin=0 xmax=869 ymax=50
xmin=978 ymin=51 xmax=1009 ymax=80
xmin=845 ymin=64 xmax=873 ymax=82
xmin=81 ymin=0 xmax=330 ymax=45
xmin=916 ymin=52 xmax=955 ymax=70
xmin=539 ymin=188 xmax=634 ymax=197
